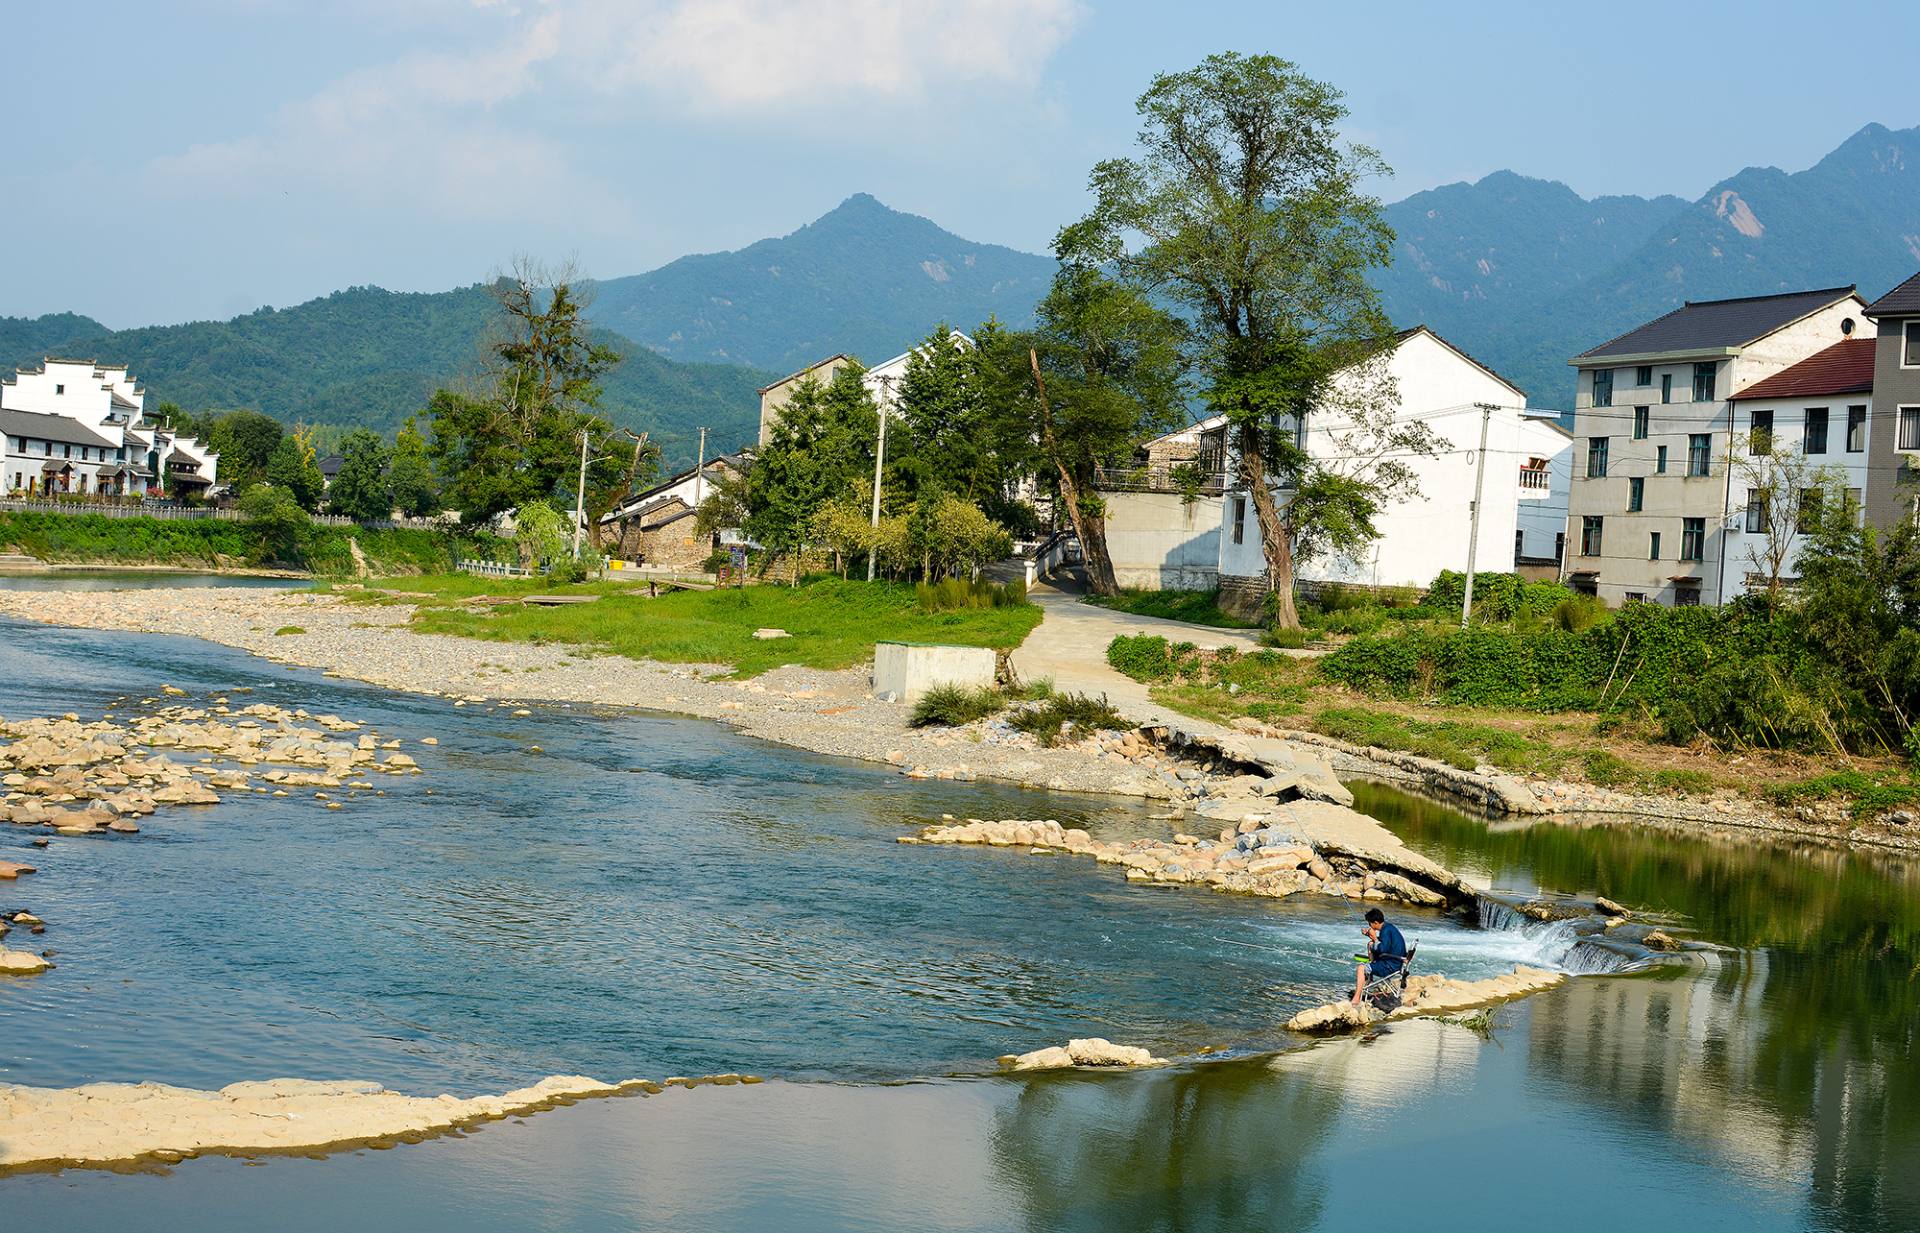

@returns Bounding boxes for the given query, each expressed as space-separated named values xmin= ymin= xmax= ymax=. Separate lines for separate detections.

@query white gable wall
xmin=1218 ymin=331 xmax=1530 ymax=593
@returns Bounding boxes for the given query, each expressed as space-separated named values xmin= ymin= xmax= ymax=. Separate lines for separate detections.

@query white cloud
xmin=143 ymin=0 xmax=1082 ymax=229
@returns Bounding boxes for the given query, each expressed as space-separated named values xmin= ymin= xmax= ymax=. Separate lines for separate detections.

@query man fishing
xmin=1350 ymin=907 xmax=1409 ymax=1005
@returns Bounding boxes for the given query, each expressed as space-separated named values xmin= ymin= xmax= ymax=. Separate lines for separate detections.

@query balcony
xmin=1518 ymin=465 xmax=1552 ymax=498
xmin=1093 ymin=463 xmax=1230 ymax=497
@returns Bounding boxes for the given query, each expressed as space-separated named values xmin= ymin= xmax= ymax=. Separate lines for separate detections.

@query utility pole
xmin=1460 ymin=402 xmax=1494 ymax=628
xmin=866 ymin=375 xmax=892 ymax=582
xmin=571 ymin=427 xmax=589 ymax=560
xmin=694 ymin=426 xmax=708 ymax=511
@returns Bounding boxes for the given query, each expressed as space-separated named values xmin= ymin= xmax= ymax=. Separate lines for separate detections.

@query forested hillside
xmin=0 ymin=286 xmax=772 ymax=467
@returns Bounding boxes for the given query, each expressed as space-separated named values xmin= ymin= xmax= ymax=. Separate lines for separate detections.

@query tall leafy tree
xmin=327 ymin=428 xmax=392 ymax=521
xmin=737 ymin=366 xmax=878 ymax=583
xmin=980 ymin=267 xmax=1186 ymax=595
xmin=265 ymin=429 xmax=324 ymax=511
xmin=203 ymin=409 xmax=285 ymax=492
xmin=386 ymin=417 xmax=439 ymax=518
xmin=427 ymin=259 xmax=626 ymax=525
xmin=1060 ymin=52 xmax=1406 ymax=628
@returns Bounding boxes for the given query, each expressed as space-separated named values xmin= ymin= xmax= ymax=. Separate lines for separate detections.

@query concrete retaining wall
xmin=872 ymin=642 xmax=997 ymax=703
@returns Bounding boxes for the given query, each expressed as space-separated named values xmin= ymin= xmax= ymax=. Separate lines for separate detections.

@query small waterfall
xmin=1476 ymin=897 xmax=1638 ymax=974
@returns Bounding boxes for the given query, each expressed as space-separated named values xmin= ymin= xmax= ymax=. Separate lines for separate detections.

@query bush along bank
xmin=0 ymin=509 xmax=460 ymax=577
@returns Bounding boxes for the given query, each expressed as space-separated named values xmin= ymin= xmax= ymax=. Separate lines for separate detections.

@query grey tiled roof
xmin=0 ymin=407 xmax=122 ymax=450
xmin=1865 ymin=270 xmax=1920 ymax=317
xmin=1573 ymin=286 xmax=1857 ymax=362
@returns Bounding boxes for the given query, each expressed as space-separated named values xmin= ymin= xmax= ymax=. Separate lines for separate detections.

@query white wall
xmin=1516 ymin=414 xmax=1573 ymax=562
xmin=1724 ymin=395 xmax=1872 ymax=586
xmin=1103 ymin=491 xmax=1222 ymax=590
xmin=1217 ymin=330 xmax=1530 ymax=592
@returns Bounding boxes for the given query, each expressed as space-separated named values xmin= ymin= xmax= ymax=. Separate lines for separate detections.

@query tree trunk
xmin=1239 ymin=420 xmax=1300 ymax=630
xmin=1030 ymin=348 xmax=1119 ymax=596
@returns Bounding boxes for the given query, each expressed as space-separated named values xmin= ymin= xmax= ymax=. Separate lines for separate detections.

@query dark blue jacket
xmin=1369 ymin=922 xmax=1408 ymax=978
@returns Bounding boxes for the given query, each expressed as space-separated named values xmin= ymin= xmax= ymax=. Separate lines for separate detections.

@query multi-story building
xmin=1216 ymin=326 xmax=1547 ymax=607
xmin=1564 ymin=287 xmax=1868 ymax=606
xmin=1 ymin=358 xmax=218 ymax=497
xmin=1722 ymin=337 xmax=1876 ymax=587
xmin=1864 ymin=270 xmax=1920 ymax=530
xmin=754 ymin=334 xmax=974 ymax=446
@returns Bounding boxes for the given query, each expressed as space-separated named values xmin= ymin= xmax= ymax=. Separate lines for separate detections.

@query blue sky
xmin=12 ymin=0 xmax=1920 ymax=328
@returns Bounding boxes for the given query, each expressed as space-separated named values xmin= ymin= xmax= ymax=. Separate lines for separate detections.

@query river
xmin=1 ymin=596 xmax=1915 ymax=1231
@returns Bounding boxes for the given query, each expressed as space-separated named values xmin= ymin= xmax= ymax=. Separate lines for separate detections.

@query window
xmin=1745 ymin=491 xmax=1768 ymax=533
xmin=1661 ymin=373 xmax=1673 ymax=404
xmin=1635 ymin=366 xmax=1653 ymax=387
xmin=54 ymin=383 xmax=64 ymax=395
xmin=1680 ymin=517 xmax=1706 ymax=561
xmin=1514 ymin=530 xmax=1526 ymax=560
xmin=1586 ymin=436 xmax=1609 ymax=478
xmin=1592 ymin=369 xmax=1614 ymax=408
xmin=1231 ymin=494 xmax=1246 ymax=544
xmin=1628 ymin=476 xmax=1644 ymax=512
xmin=62 ymin=444 xmax=71 ymax=459
xmin=1625 ymin=592 xmax=1646 ymax=603
xmin=1797 ymin=488 xmax=1823 ymax=534
xmin=1905 ymin=321 xmax=1920 ymax=367
xmin=1633 ymin=406 xmax=1649 ymax=440
xmin=1687 ymin=434 xmax=1711 ymax=476
xmin=1581 ymin=515 xmax=1604 ymax=556
xmin=1648 ymin=531 xmax=1662 ymax=559
xmin=1656 ymin=444 xmax=1668 ymax=474
xmin=1749 ymin=408 xmax=1773 ymax=453
xmin=1804 ymin=407 xmax=1829 ymax=454
xmin=1847 ymin=405 xmax=1867 ymax=453
xmin=1693 ymin=362 xmax=1717 ymax=403
xmin=1675 ymin=586 xmax=1701 ymax=607
xmin=1900 ymin=407 xmax=1920 ymax=452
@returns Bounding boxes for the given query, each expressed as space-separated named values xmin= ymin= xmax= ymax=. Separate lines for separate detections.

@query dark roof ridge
xmin=1681 ymin=284 xmax=1856 ymax=308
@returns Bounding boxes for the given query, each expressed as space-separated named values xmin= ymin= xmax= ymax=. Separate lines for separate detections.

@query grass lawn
xmin=1111 ymin=634 xmax=1896 ymax=805
xmin=1084 ymin=588 xmax=1257 ymax=629
xmin=336 ymin=575 xmax=1043 ymax=677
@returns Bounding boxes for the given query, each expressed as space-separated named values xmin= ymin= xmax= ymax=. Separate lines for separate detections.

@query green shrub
xmin=1107 ymin=634 xmax=1177 ymax=681
xmin=1582 ymin=750 xmax=1637 ymax=787
xmin=1765 ymin=771 xmax=1920 ymax=820
xmin=272 ymin=625 xmax=306 ymax=636
xmin=916 ymin=576 xmax=1029 ymax=612
xmin=910 ymin=684 xmax=1006 ymax=728
xmin=1648 ymin=768 xmax=1715 ymax=795
xmin=1264 ymin=625 xmax=1311 ymax=649
xmin=1009 ymin=693 xmax=1126 ymax=746
xmin=1084 ymin=588 xmax=1253 ymax=628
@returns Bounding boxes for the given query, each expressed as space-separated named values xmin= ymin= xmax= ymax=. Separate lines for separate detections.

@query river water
xmin=2 ymin=595 xmax=1916 ymax=1231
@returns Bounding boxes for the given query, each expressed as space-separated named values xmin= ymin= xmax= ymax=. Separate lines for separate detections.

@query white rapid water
xmin=1476 ymin=899 xmax=1638 ymax=974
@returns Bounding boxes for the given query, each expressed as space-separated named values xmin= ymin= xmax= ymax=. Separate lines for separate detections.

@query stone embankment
xmin=1283 ymin=966 xmax=1567 ymax=1034
xmin=0 ymin=695 xmax=428 ymax=977
xmin=0 ymin=1072 xmax=762 ymax=1173
xmin=901 ymin=806 xmax=1469 ymax=909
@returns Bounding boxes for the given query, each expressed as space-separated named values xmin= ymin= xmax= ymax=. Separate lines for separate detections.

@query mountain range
xmin=4 ymin=121 xmax=1917 ymax=464
xmin=585 ymin=192 xmax=1056 ymax=372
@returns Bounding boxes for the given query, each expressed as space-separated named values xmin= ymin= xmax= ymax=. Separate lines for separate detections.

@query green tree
xmin=1793 ymin=501 xmax=1920 ymax=750
xmin=386 ymin=417 xmax=439 ymax=518
xmin=239 ymin=483 xmax=310 ymax=565
xmin=204 ymin=409 xmax=285 ymax=492
xmin=981 ymin=266 xmax=1186 ymax=595
xmin=513 ymin=500 xmax=570 ymax=569
xmin=327 ymin=428 xmax=392 ymax=521
xmin=427 ymin=260 xmax=626 ymax=525
xmin=265 ymin=431 xmax=324 ymax=511
xmin=738 ymin=366 xmax=879 ymax=583
xmin=891 ymin=324 xmax=1022 ymax=513
xmin=1060 ymin=52 xmax=1407 ymax=629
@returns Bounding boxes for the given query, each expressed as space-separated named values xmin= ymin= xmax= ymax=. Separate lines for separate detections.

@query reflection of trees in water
xmin=1361 ymin=779 xmax=1920 ymax=1233
xmin=988 ymin=1028 xmax=1485 ymax=1233
xmin=989 ymin=1058 xmax=1338 ymax=1233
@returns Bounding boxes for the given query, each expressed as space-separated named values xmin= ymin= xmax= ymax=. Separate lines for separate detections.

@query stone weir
xmin=899 ymin=798 xmax=1474 ymax=911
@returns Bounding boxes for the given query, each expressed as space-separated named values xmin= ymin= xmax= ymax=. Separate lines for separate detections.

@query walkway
xmin=1010 ymin=580 xmax=1266 ymax=733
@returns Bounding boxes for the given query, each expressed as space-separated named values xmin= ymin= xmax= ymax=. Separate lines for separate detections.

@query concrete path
xmin=1010 ymin=582 xmax=1266 ymax=732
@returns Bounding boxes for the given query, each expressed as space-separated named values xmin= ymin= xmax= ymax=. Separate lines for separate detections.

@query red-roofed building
xmin=1723 ymin=337 xmax=1877 ymax=591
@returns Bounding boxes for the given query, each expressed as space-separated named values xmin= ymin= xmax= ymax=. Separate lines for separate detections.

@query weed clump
xmin=1009 ymin=693 xmax=1126 ymax=746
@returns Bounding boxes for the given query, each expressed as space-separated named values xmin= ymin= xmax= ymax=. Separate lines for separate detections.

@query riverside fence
xmin=0 ymin=498 xmax=442 ymax=532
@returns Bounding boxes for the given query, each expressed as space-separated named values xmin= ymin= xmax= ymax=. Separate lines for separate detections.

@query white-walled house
xmin=1721 ymin=337 xmax=1876 ymax=588
xmin=1515 ymin=412 xmax=1574 ymax=573
xmin=755 ymin=333 xmax=974 ymax=446
xmin=1216 ymin=327 xmax=1538 ymax=606
xmin=1 ymin=358 xmax=218 ymax=496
